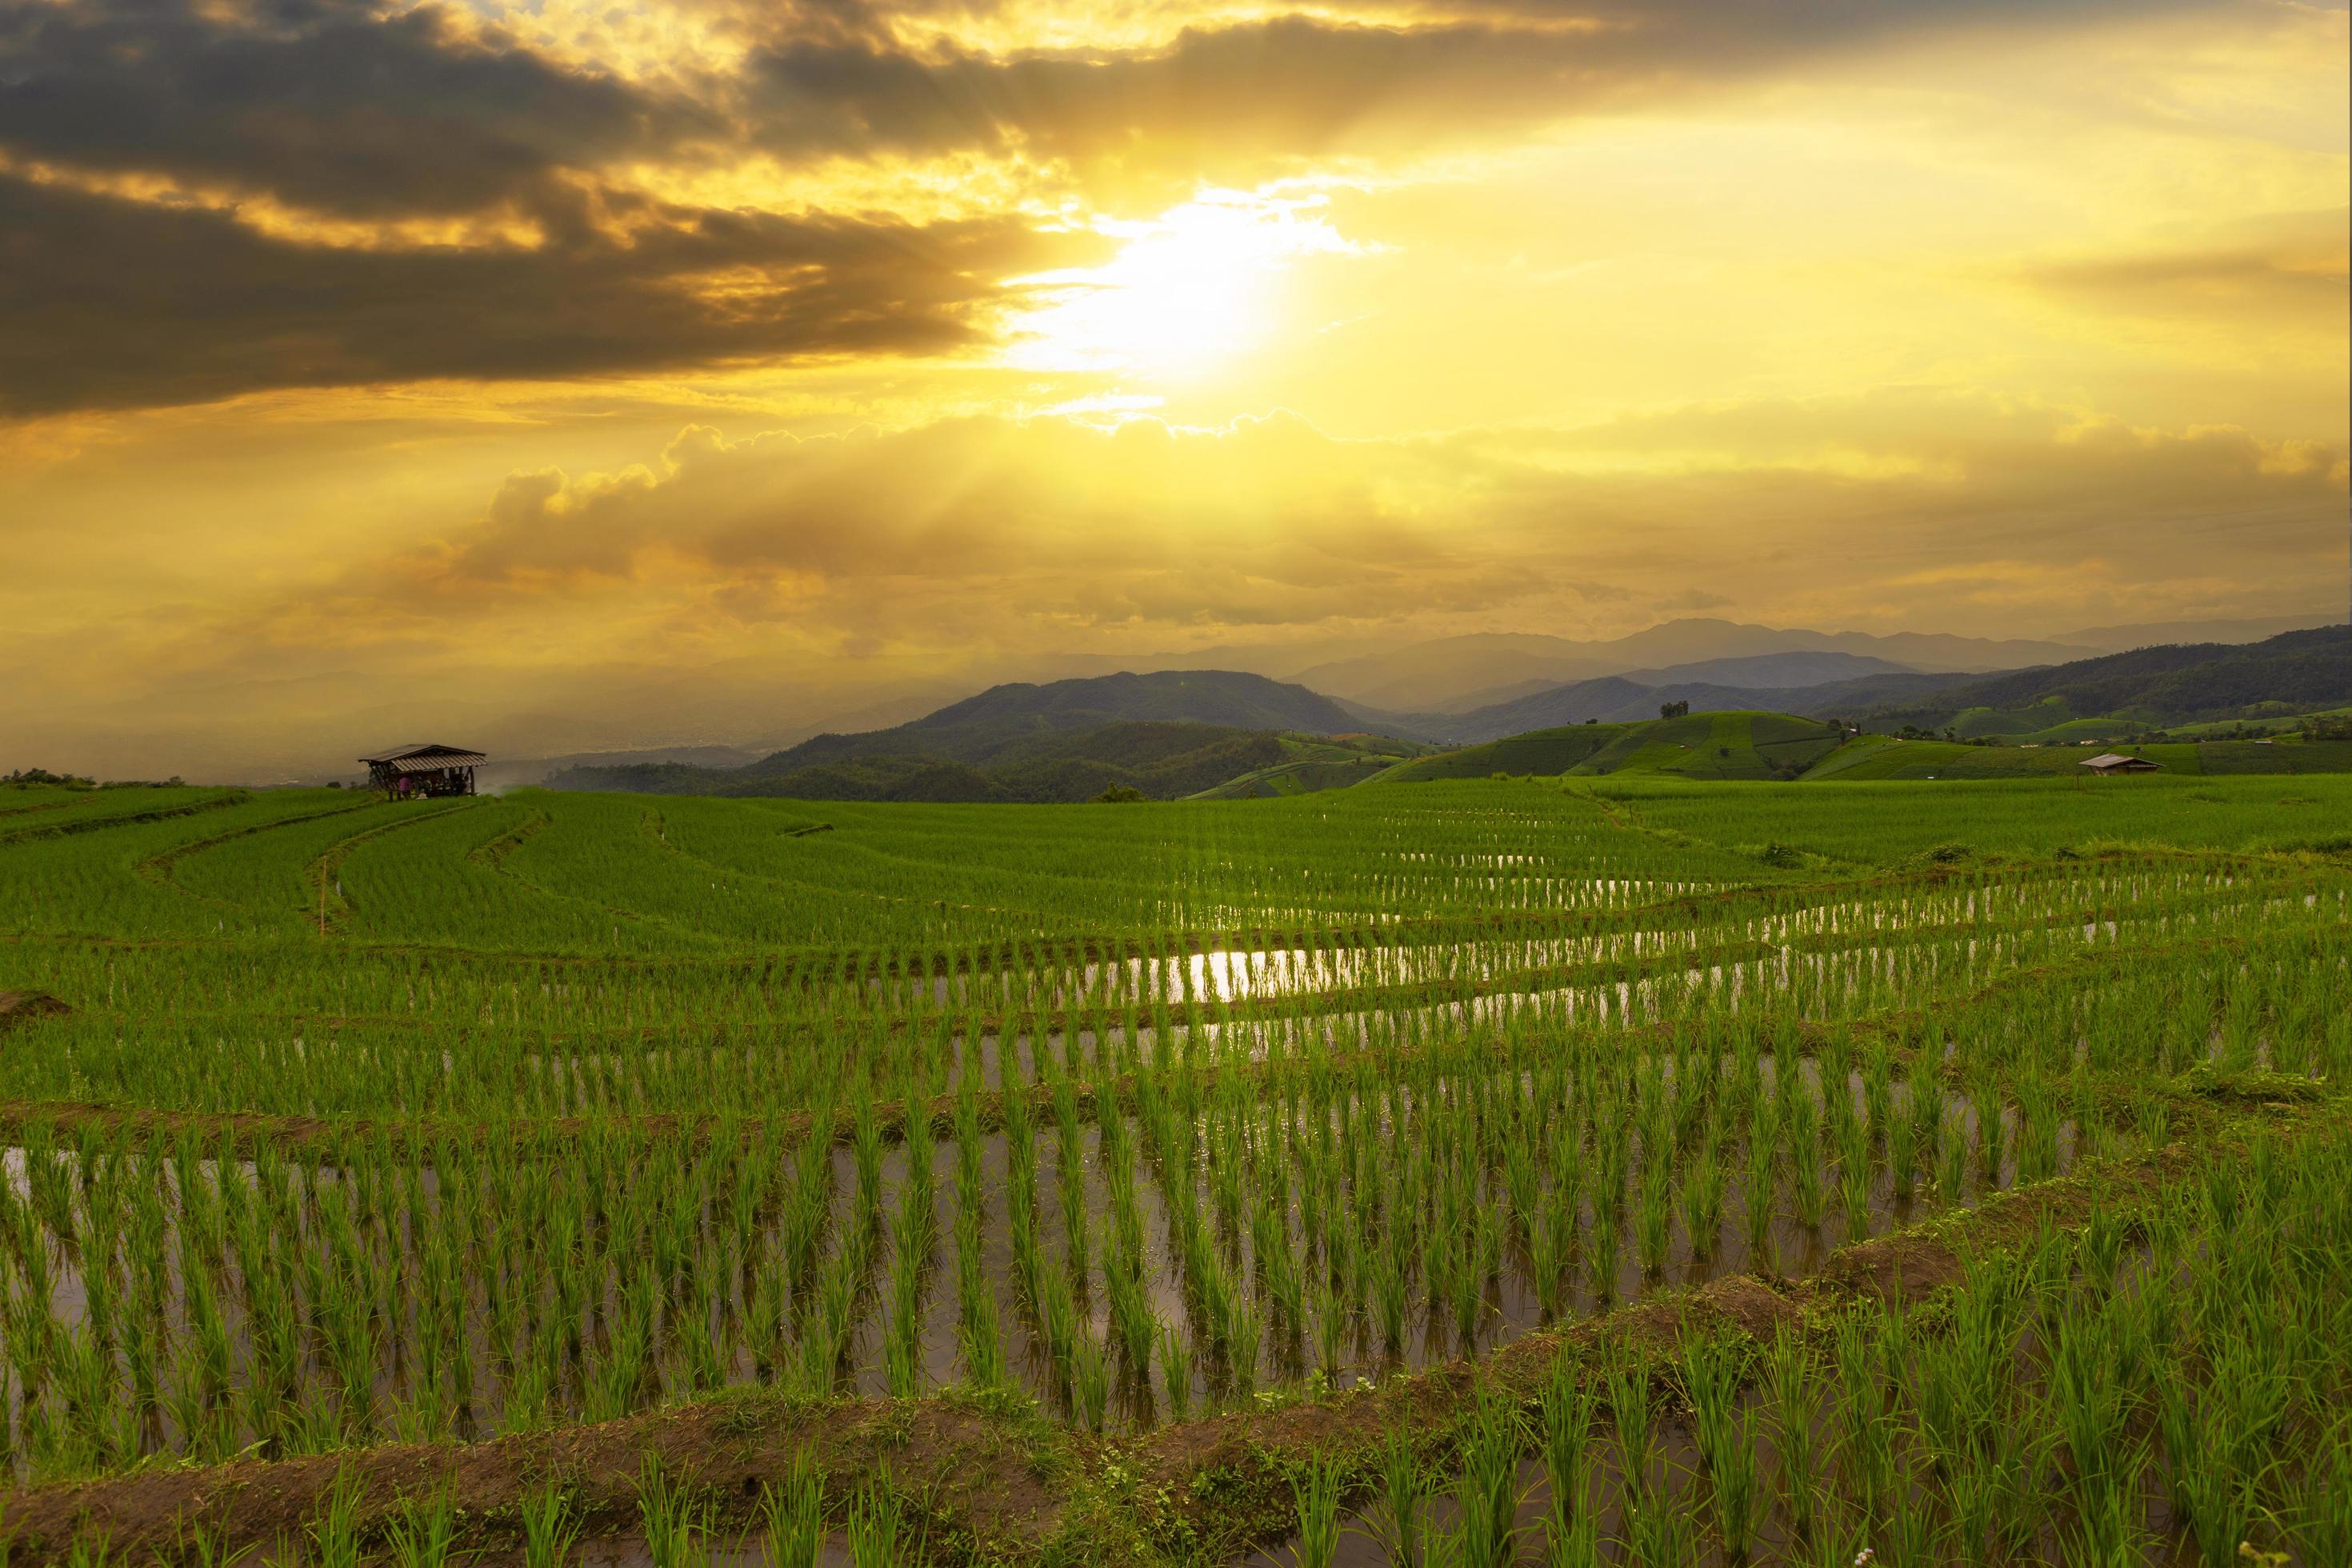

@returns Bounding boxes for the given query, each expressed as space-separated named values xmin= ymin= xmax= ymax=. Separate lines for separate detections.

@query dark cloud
xmin=732 ymin=0 xmax=2210 ymax=176
xmin=0 ymin=0 xmax=2208 ymax=219
xmin=0 ymin=0 xmax=705 ymax=218
xmin=0 ymin=173 xmax=1096 ymax=415
xmin=2020 ymin=209 xmax=2350 ymax=322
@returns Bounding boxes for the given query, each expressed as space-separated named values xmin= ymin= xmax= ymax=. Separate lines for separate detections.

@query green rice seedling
xmin=882 ymin=1308 xmax=922 ymax=1401
xmin=172 ymin=1522 xmax=254 ymax=1568
xmin=1741 ymin=1132 xmax=1776 ymax=1264
xmin=761 ymin=1450 xmax=827 ymax=1568
xmin=383 ymin=1483 xmax=459 ymax=1568
xmin=2176 ymin=1449 xmax=2262 ymax=1568
xmin=1606 ymin=1361 xmax=1654 ymax=1513
xmin=1035 ymin=1264 xmax=1079 ymax=1378
xmin=1837 ymin=1154 xmax=1871 ymax=1241
xmin=957 ymin=1274 xmax=1007 ymax=1392
xmin=1226 ymin=1296 xmax=1262 ymax=1397
xmin=1682 ymin=1130 xmax=1725 ymax=1258
xmin=1370 ymin=1248 xmax=1410 ymax=1352
xmin=2292 ymin=1416 xmax=2352 ymax=1566
xmin=2059 ymin=1442 xmax=2148 ymax=1568
xmin=60 ymin=1534 xmax=114 ymax=1568
xmin=1290 ymin=1458 xmax=1342 ymax=1568
xmin=306 ymin=1466 xmax=368 ymax=1568
xmin=1833 ymin=1311 xmax=1894 ymax=1526
xmin=1879 ymin=1451 xmax=1944 ymax=1566
xmin=1634 ymin=1159 xmax=1673 ymax=1278
xmin=1542 ymin=1505 xmax=1600 ymax=1568
xmin=1363 ymin=1424 xmax=1426 ymax=1567
xmin=846 ymin=1478 xmax=905 ymax=1568
xmin=1541 ymin=1356 xmax=1595 ymax=1548
xmin=1986 ymin=1393 xmax=2057 ymax=1560
xmin=1972 ymin=1070 xmax=2006 ymax=1186
xmin=638 ymin=1454 xmax=714 ymax=1568
xmin=2050 ymin=1310 xmax=2132 ymax=1505
xmin=1682 ymin=1333 xmax=1755 ymax=1560
xmin=1070 ymin=1326 xmax=1110 ymax=1432
xmin=1104 ymin=1242 xmax=1155 ymax=1373
xmin=519 ymin=1482 xmax=583 ymax=1568
xmin=1936 ymin=1105 xmax=1969 ymax=1204
xmin=1766 ymin=1326 xmax=1822 ymax=1544
xmin=1530 ymin=1197 xmax=1571 ymax=1322
xmin=1785 ymin=1088 xmax=1825 ymax=1229
xmin=1312 ymin=1278 xmax=1347 ymax=1380
xmin=1450 ymin=1207 xmax=1495 ymax=1348
xmin=1159 ymin=1318 xmax=1194 ymax=1421
xmin=1619 ymin=1481 xmax=1697 ymax=1568
xmin=1454 ymin=1390 xmax=1526 ymax=1568
xmin=1943 ymin=1442 xmax=1999 ymax=1562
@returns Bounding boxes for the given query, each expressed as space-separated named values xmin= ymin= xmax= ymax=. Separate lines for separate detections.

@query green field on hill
xmin=1376 ymin=710 xmax=1848 ymax=784
xmin=1381 ymin=710 xmax=2352 ymax=790
xmin=1806 ymin=734 xmax=2352 ymax=781
xmin=2 ymin=776 xmax=2348 ymax=1566
xmin=1186 ymin=734 xmax=1430 ymax=798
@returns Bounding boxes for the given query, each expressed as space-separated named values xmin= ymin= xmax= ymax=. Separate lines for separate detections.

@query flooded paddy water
xmin=2 ymin=1049 xmax=2081 ymax=1471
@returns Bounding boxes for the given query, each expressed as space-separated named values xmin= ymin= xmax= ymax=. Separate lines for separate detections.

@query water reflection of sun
xmin=1007 ymin=190 xmax=1359 ymax=381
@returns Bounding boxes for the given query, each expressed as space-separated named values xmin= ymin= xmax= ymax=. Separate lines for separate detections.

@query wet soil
xmin=0 ymin=989 xmax=70 ymax=1031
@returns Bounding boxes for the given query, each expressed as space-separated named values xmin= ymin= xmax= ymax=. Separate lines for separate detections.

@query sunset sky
xmin=2 ymin=0 xmax=2346 ymax=777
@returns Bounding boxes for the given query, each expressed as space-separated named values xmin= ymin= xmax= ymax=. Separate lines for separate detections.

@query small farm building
xmin=361 ymin=744 xmax=485 ymax=798
xmin=2081 ymin=753 xmax=2161 ymax=774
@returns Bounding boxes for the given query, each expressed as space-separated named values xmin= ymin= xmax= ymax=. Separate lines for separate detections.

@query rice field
xmin=0 ymin=773 xmax=2346 ymax=1565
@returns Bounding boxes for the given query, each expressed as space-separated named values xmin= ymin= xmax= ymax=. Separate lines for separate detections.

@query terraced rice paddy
xmin=0 ymin=774 xmax=2346 ymax=1564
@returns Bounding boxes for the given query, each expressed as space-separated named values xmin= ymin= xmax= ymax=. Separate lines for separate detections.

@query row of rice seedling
xmin=0 ymin=940 xmax=2235 ymax=1476
xmin=1282 ymin=1124 xmax=2352 ymax=1567
xmin=6 ymin=851 xmax=2337 ymax=1127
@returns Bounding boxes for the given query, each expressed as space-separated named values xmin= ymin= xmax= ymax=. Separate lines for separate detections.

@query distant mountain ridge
xmin=1368 ymin=630 xmax=2350 ymax=745
xmin=547 ymin=670 xmax=1356 ymax=802
xmin=552 ymin=721 xmax=1287 ymax=802
xmin=542 ymin=628 xmax=2350 ymax=802
xmin=882 ymin=669 xmax=1353 ymax=745
xmin=1854 ymin=626 xmax=2352 ymax=732
xmin=1361 ymin=667 xmax=1980 ymax=743
xmin=1293 ymin=619 xmax=2091 ymax=710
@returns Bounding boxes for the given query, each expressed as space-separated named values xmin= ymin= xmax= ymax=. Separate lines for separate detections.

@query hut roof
xmin=2081 ymin=753 xmax=2160 ymax=771
xmin=359 ymin=743 xmax=487 ymax=770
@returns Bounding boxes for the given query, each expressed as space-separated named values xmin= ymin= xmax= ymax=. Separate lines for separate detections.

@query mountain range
xmin=538 ymin=621 xmax=2348 ymax=802
xmin=547 ymin=671 xmax=1356 ymax=802
xmin=1285 ymin=621 xmax=2090 ymax=711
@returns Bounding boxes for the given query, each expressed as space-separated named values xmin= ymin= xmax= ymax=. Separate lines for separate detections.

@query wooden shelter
xmin=360 ymin=744 xmax=485 ymax=798
xmin=2081 ymin=753 xmax=2161 ymax=774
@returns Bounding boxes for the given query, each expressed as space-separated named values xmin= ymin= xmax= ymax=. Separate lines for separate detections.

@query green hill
xmin=1186 ymin=734 xmax=1432 ymax=798
xmin=551 ymin=720 xmax=1286 ymax=802
xmin=549 ymin=669 xmax=1378 ymax=802
xmin=1373 ymin=723 xmax=1630 ymax=782
xmin=1374 ymin=707 xmax=2352 ymax=787
xmin=1804 ymin=735 xmax=2352 ymax=780
xmin=882 ymin=668 xmax=1360 ymax=748
xmin=1377 ymin=711 xmax=1849 ymax=783
xmin=1858 ymin=626 xmax=2349 ymax=736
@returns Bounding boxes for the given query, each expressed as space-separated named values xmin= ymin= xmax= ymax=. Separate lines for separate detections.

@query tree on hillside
xmin=1659 ymin=700 xmax=1690 ymax=718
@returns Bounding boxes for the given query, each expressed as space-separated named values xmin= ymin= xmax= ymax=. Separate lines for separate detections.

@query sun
xmin=1007 ymin=190 xmax=1358 ymax=382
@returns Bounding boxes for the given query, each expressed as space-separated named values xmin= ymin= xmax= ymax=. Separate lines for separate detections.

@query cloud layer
xmin=0 ymin=0 xmax=2262 ymax=414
